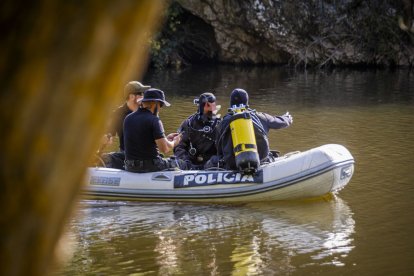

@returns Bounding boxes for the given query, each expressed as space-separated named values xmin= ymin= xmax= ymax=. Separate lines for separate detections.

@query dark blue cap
xmin=141 ymin=88 xmax=171 ymax=107
xmin=230 ymin=88 xmax=248 ymax=106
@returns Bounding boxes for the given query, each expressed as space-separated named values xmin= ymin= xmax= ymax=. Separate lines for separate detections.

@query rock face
xmin=176 ymin=0 xmax=414 ymax=67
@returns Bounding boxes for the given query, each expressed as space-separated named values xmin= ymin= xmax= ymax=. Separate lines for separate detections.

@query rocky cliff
xmin=173 ymin=0 xmax=413 ymax=67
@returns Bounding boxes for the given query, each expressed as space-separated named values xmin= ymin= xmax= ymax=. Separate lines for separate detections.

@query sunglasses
xmin=133 ymin=92 xmax=144 ymax=96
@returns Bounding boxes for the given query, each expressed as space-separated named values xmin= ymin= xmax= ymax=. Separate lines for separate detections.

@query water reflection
xmin=63 ymin=65 xmax=414 ymax=274
xmin=61 ymin=196 xmax=354 ymax=275
xmin=144 ymin=66 xmax=414 ymax=108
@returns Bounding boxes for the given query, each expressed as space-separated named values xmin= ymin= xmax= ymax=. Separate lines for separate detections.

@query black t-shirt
xmin=107 ymin=103 xmax=132 ymax=151
xmin=124 ymin=108 xmax=165 ymax=160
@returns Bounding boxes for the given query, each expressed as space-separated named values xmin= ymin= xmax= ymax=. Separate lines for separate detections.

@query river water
xmin=58 ymin=66 xmax=414 ymax=275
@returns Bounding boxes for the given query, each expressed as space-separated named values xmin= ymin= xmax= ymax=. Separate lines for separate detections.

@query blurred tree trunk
xmin=0 ymin=1 xmax=165 ymax=275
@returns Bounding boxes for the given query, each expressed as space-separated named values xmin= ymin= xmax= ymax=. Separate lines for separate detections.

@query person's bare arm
xmin=155 ymin=133 xmax=181 ymax=154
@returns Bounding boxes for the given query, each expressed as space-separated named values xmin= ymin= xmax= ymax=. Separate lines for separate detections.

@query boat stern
xmin=322 ymin=144 xmax=355 ymax=192
xmin=332 ymin=163 xmax=354 ymax=192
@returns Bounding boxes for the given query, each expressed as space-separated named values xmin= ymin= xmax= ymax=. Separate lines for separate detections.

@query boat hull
xmin=84 ymin=144 xmax=354 ymax=202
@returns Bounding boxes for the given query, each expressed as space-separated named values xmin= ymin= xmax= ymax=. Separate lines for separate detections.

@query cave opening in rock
xmin=178 ymin=9 xmax=219 ymax=64
xmin=150 ymin=3 xmax=219 ymax=68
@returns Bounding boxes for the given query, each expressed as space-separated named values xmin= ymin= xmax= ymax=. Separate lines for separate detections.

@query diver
xmin=174 ymin=92 xmax=222 ymax=169
xmin=214 ymin=88 xmax=293 ymax=172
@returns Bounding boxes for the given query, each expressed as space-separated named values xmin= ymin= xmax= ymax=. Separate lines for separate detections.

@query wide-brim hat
xmin=124 ymin=81 xmax=151 ymax=97
xmin=141 ymin=88 xmax=171 ymax=107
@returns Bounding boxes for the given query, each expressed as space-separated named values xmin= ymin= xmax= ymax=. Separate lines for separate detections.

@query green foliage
xmin=150 ymin=3 xmax=188 ymax=69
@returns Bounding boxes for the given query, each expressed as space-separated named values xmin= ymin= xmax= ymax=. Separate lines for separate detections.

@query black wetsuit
xmin=174 ymin=114 xmax=221 ymax=169
xmin=216 ymin=109 xmax=292 ymax=170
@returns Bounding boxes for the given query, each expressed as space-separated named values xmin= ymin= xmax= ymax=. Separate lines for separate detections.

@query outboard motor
xmin=229 ymin=104 xmax=260 ymax=173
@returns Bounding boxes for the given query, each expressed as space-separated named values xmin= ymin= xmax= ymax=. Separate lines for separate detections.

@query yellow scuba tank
xmin=229 ymin=104 xmax=260 ymax=173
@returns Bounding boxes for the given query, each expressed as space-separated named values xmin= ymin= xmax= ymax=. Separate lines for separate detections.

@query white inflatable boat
xmin=84 ymin=144 xmax=354 ymax=202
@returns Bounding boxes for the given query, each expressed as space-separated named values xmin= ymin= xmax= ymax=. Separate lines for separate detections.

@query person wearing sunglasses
xmin=174 ymin=92 xmax=222 ymax=169
xmin=100 ymin=81 xmax=150 ymax=169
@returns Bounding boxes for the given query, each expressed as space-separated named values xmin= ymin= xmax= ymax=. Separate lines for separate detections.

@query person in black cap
xmin=174 ymin=92 xmax=221 ymax=169
xmin=123 ymin=88 xmax=187 ymax=172
xmin=213 ymin=88 xmax=293 ymax=170
xmin=100 ymin=81 xmax=150 ymax=169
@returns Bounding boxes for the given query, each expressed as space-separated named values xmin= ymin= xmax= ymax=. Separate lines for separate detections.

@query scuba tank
xmin=229 ymin=104 xmax=260 ymax=173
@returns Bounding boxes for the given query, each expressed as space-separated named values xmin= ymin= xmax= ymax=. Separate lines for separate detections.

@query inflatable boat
xmin=84 ymin=144 xmax=354 ymax=202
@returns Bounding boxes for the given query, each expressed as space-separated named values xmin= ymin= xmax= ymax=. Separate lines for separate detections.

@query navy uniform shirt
xmin=123 ymin=108 xmax=165 ymax=160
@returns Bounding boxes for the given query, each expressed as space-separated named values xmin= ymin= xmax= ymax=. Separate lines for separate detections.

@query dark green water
xmin=58 ymin=66 xmax=414 ymax=275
